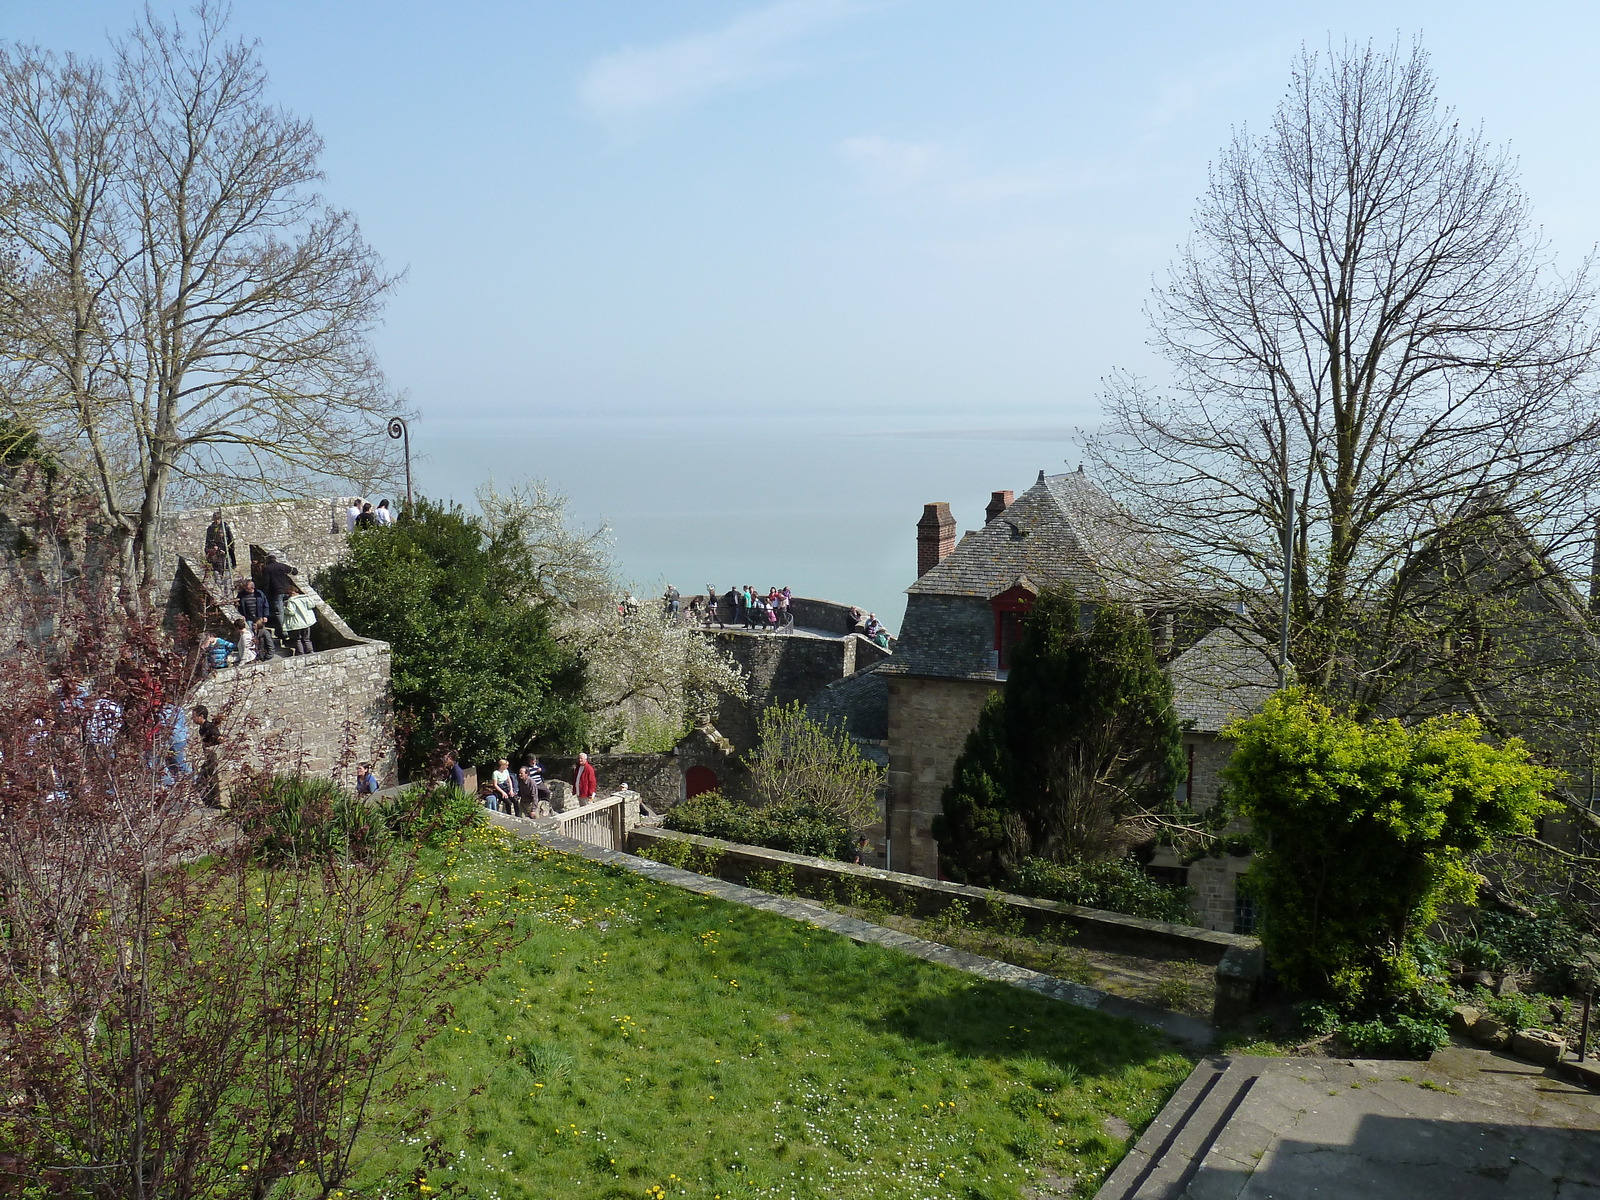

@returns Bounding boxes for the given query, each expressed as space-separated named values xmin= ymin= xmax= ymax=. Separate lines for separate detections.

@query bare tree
xmin=0 ymin=3 xmax=402 ymax=597
xmin=1089 ymin=39 xmax=1600 ymax=712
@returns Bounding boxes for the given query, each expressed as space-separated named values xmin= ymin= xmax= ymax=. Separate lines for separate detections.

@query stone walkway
xmin=1096 ymin=1045 xmax=1600 ymax=1199
xmin=488 ymin=813 xmax=1213 ymax=1049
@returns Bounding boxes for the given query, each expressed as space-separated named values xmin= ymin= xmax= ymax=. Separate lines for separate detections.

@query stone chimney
xmin=985 ymin=490 xmax=1014 ymax=524
xmin=917 ymin=502 xmax=956 ymax=577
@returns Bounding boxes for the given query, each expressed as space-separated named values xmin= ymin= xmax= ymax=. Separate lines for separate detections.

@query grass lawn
xmin=354 ymin=826 xmax=1193 ymax=1200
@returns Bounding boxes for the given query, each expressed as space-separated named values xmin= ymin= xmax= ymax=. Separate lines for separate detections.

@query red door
xmin=684 ymin=765 xmax=719 ymax=799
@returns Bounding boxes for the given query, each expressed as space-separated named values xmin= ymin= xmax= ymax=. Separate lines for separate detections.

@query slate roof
xmin=806 ymin=661 xmax=890 ymax=741
xmin=907 ymin=469 xmax=1175 ymax=601
xmin=1168 ymin=626 xmax=1278 ymax=733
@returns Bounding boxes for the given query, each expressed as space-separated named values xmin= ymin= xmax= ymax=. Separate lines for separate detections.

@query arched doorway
xmin=684 ymin=764 xmax=719 ymax=799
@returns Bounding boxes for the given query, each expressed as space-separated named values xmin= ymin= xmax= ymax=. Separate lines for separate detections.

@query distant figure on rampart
xmin=259 ymin=553 xmax=299 ymax=637
xmin=375 ymin=499 xmax=394 ymax=526
xmin=204 ymin=510 xmax=236 ymax=591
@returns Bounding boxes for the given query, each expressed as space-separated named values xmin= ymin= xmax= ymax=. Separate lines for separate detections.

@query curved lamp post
xmin=387 ymin=417 xmax=413 ymax=514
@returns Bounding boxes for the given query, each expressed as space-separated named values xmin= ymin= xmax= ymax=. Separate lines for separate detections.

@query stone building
xmin=879 ymin=469 xmax=1184 ymax=877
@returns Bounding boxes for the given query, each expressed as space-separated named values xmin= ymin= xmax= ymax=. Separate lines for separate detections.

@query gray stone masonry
xmin=710 ymin=626 xmax=883 ymax=756
xmin=155 ymin=497 xmax=351 ymax=586
xmin=193 ymin=639 xmax=395 ymax=793
xmin=487 ymin=810 xmax=1213 ymax=1049
xmin=627 ymin=825 xmax=1263 ymax=1024
xmin=885 ymin=672 xmax=999 ymax=876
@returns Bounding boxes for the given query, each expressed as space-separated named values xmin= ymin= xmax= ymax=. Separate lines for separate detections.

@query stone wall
xmin=1150 ymin=731 xmax=1253 ymax=934
xmin=885 ymin=673 xmax=999 ymax=876
xmin=155 ymin=498 xmax=353 ymax=585
xmin=535 ymin=752 xmax=681 ymax=812
xmin=193 ymin=638 xmax=395 ymax=794
xmin=710 ymin=630 xmax=873 ymax=755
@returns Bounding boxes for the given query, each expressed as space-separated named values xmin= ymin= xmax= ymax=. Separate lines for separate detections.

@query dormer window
xmin=989 ymin=581 xmax=1037 ymax=674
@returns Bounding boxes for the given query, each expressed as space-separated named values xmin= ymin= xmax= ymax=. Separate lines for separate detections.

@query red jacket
xmin=574 ymin=761 xmax=597 ymax=799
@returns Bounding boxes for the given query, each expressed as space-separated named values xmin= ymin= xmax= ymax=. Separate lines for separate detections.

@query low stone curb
xmin=485 ymin=811 xmax=1215 ymax=1050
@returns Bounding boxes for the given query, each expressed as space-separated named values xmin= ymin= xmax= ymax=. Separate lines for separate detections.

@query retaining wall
xmin=193 ymin=638 xmax=396 ymax=790
xmin=626 ymin=826 xmax=1263 ymax=1023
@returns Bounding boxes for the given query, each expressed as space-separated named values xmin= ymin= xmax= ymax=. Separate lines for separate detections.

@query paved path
xmin=488 ymin=812 xmax=1212 ymax=1049
xmin=1098 ymin=1045 xmax=1600 ymax=1199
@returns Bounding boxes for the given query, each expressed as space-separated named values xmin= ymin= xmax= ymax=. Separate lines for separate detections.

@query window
xmin=989 ymin=583 xmax=1037 ymax=673
xmin=1146 ymin=865 xmax=1189 ymax=890
xmin=1232 ymin=882 xmax=1257 ymax=936
xmin=1173 ymin=742 xmax=1195 ymax=807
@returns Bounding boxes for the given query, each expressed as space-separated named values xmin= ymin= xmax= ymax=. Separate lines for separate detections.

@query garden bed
xmin=350 ymin=824 xmax=1194 ymax=1200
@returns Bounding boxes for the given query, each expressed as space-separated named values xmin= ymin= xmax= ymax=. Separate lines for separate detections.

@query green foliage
xmin=662 ymin=790 xmax=855 ymax=860
xmin=1469 ymin=902 xmax=1599 ymax=993
xmin=1008 ymin=857 xmax=1195 ymax=924
xmin=1224 ymin=690 xmax=1557 ymax=1009
xmin=932 ymin=693 xmax=1015 ymax=883
xmin=748 ymin=701 xmax=883 ymax=829
xmin=376 ymin=782 xmax=484 ymax=847
xmin=232 ymin=773 xmax=390 ymax=864
xmin=1471 ymin=987 xmax=1569 ymax=1033
xmin=624 ymin=712 xmax=689 ymax=753
xmin=1339 ymin=1014 xmax=1451 ymax=1059
xmin=359 ymin=827 xmax=1192 ymax=1198
xmin=935 ymin=585 xmax=1183 ymax=883
xmin=317 ymin=499 xmax=589 ymax=774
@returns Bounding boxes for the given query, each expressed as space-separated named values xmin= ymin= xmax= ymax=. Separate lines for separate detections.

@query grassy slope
xmin=356 ymin=828 xmax=1192 ymax=1200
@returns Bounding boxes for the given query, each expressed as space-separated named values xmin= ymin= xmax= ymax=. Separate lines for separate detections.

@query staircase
xmin=1093 ymin=1056 xmax=1260 ymax=1200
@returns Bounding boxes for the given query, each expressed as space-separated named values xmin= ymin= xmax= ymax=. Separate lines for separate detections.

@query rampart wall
xmin=193 ymin=638 xmax=396 ymax=792
xmin=155 ymin=497 xmax=354 ymax=583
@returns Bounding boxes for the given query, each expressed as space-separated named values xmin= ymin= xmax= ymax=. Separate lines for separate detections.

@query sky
xmin=9 ymin=1 xmax=1600 ymax=621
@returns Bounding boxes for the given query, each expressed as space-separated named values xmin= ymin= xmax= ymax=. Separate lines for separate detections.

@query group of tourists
xmin=680 ymin=584 xmax=796 ymax=632
xmin=440 ymin=750 xmax=601 ymax=818
xmin=197 ymin=507 xmax=328 ymax=670
xmin=345 ymin=498 xmax=395 ymax=532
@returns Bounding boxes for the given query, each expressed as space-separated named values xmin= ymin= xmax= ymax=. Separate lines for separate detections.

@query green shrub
xmin=662 ymin=791 xmax=854 ymax=860
xmin=376 ymin=782 xmax=484 ymax=847
xmin=233 ymin=773 xmax=391 ymax=864
xmin=1295 ymin=1001 xmax=1342 ymax=1037
xmin=1339 ymin=1014 xmax=1450 ymax=1059
xmin=1471 ymin=987 xmax=1568 ymax=1033
xmin=1470 ymin=903 xmax=1597 ymax=993
xmin=1008 ymin=857 xmax=1194 ymax=924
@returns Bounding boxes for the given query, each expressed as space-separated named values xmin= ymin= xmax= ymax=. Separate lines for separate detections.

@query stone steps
xmin=1095 ymin=1057 xmax=1260 ymax=1200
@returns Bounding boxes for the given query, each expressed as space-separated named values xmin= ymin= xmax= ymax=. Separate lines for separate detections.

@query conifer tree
xmin=934 ymin=586 xmax=1183 ymax=882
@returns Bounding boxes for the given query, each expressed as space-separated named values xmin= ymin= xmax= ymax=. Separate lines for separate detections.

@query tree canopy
xmin=1089 ymin=39 xmax=1600 ymax=713
xmin=317 ymin=499 xmax=588 ymax=776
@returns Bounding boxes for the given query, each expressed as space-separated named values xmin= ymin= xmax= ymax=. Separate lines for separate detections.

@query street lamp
xmin=387 ymin=417 xmax=413 ymax=514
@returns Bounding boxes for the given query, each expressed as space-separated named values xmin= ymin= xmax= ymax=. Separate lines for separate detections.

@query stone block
xmin=1509 ymin=1029 xmax=1566 ymax=1066
xmin=1448 ymin=1005 xmax=1481 ymax=1037
xmin=1470 ymin=1016 xmax=1510 ymax=1048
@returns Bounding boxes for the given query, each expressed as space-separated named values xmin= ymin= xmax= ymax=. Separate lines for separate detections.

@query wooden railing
xmin=550 ymin=793 xmax=630 ymax=850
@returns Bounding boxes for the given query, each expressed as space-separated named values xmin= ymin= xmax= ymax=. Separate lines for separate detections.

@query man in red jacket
xmin=573 ymin=752 xmax=597 ymax=800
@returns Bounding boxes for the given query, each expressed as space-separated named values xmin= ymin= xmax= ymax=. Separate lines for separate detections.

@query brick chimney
xmin=985 ymin=490 xmax=1013 ymax=524
xmin=917 ymin=502 xmax=956 ymax=577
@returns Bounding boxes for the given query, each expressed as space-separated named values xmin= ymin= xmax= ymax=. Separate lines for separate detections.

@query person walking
xmin=573 ymin=752 xmax=597 ymax=801
xmin=280 ymin=584 xmax=318 ymax=656
xmin=193 ymin=704 xmax=222 ymax=807
xmin=664 ymin=584 xmax=680 ymax=619
xmin=345 ymin=499 xmax=363 ymax=533
xmin=203 ymin=510 xmax=236 ymax=591
xmin=723 ymin=587 xmax=739 ymax=630
xmin=706 ymin=584 xmax=721 ymax=627
xmin=355 ymin=501 xmax=379 ymax=530
xmin=259 ymin=553 xmax=299 ymax=637
xmin=375 ymin=498 xmax=394 ymax=526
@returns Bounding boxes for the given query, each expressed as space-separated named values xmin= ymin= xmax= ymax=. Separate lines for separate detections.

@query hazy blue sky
xmin=10 ymin=2 xmax=1600 ymax=619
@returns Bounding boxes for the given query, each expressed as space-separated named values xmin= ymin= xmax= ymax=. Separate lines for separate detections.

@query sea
xmin=412 ymin=412 xmax=1085 ymax=634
